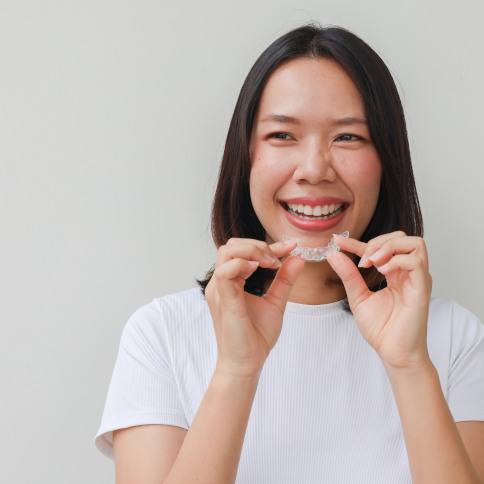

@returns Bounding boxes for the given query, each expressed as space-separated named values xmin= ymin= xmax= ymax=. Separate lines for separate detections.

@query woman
xmin=94 ymin=23 xmax=484 ymax=483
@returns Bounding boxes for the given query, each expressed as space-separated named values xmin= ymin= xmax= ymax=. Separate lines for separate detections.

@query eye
xmin=268 ymin=132 xmax=292 ymax=141
xmin=336 ymin=133 xmax=362 ymax=142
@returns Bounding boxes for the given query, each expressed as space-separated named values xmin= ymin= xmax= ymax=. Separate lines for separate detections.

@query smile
xmin=280 ymin=201 xmax=349 ymax=231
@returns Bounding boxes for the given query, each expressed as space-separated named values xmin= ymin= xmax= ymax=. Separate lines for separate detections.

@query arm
xmin=163 ymin=367 xmax=260 ymax=484
xmin=385 ymin=360 xmax=482 ymax=484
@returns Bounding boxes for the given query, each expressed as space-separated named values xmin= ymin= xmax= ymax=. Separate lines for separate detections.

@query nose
xmin=292 ymin=142 xmax=337 ymax=184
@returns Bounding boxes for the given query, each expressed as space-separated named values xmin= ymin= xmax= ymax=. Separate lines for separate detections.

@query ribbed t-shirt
xmin=94 ymin=287 xmax=484 ymax=483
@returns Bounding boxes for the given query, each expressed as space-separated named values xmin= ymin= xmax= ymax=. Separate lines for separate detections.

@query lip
xmin=280 ymin=201 xmax=348 ymax=232
xmin=282 ymin=196 xmax=348 ymax=207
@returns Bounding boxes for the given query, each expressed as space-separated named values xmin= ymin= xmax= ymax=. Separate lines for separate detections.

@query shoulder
xmin=120 ymin=287 xmax=208 ymax=347
xmin=428 ymin=296 xmax=484 ymax=359
xmin=429 ymin=297 xmax=483 ymax=332
xmin=157 ymin=286 xmax=208 ymax=314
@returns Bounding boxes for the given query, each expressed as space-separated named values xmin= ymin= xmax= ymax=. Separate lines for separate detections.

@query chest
xmin=237 ymin=354 xmax=412 ymax=483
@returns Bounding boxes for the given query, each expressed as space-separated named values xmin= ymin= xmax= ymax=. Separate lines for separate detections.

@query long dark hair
xmin=195 ymin=22 xmax=423 ymax=314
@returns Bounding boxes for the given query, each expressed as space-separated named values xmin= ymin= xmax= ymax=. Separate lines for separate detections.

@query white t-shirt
xmin=94 ymin=287 xmax=484 ymax=483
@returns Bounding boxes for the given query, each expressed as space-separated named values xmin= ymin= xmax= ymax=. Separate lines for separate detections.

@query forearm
xmin=163 ymin=367 xmax=260 ymax=484
xmin=385 ymin=360 xmax=480 ymax=484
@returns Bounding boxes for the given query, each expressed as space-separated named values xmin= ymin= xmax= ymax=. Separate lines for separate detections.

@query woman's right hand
xmin=205 ymin=238 xmax=305 ymax=379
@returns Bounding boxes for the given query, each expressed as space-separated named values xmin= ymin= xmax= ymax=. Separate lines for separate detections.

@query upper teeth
xmin=287 ymin=203 xmax=343 ymax=216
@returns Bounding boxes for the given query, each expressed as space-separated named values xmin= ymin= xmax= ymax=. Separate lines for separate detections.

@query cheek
xmin=249 ymin=151 xmax=291 ymax=202
xmin=337 ymin=149 xmax=381 ymax=199
xmin=354 ymin=160 xmax=381 ymax=192
xmin=252 ymin=144 xmax=288 ymax=172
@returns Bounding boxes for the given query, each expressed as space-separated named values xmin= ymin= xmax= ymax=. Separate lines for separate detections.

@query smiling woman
xmin=248 ymin=55 xmax=382 ymax=292
xmin=94 ymin=22 xmax=484 ymax=484
xmin=196 ymin=24 xmax=421 ymax=306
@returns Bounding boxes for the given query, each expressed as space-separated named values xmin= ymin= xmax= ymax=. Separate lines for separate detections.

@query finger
xmin=375 ymin=253 xmax=430 ymax=289
xmin=223 ymin=238 xmax=298 ymax=263
xmin=238 ymin=238 xmax=298 ymax=257
xmin=331 ymin=234 xmax=367 ymax=257
xmin=353 ymin=231 xmax=407 ymax=268
xmin=367 ymin=236 xmax=428 ymax=268
xmin=227 ymin=237 xmax=294 ymax=253
xmin=263 ymin=255 xmax=305 ymax=312
xmin=217 ymin=244 xmax=282 ymax=269
xmin=326 ymin=250 xmax=371 ymax=309
xmin=333 ymin=230 xmax=406 ymax=253
xmin=362 ymin=231 xmax=407 ymax=257
xmin=376 ymin=254 xmax=416 ymax=274
xmin=225 ymin=237 xmax=284 ymax=261
xmin=215 ymin=258 xmax=260 ymax=299
xmin=268 ymin=239 xmax=298 ymax=257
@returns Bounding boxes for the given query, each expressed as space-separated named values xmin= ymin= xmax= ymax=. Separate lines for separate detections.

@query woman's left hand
xmin=326 ymin=230 xmax=433 ymax=371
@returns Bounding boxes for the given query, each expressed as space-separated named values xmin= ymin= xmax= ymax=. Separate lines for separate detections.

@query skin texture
xmin=249 ymin=56 xmax=382 ymax=305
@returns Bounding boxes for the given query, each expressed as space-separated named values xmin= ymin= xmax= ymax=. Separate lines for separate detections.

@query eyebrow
xmin=260 ymin=113 xmax=367 ymax=126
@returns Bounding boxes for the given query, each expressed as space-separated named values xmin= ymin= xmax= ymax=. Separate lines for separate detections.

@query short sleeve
xmin=447 ymin=300 xmax=484 ymax=422
xmin=94 ymin=299 xmax=189 ymax=460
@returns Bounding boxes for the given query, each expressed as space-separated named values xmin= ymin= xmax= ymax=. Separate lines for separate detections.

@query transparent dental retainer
xmin=281 ymin=230 xmax=350 ymax=262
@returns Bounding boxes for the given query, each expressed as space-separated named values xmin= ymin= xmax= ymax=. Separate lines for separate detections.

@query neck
xmin=286 ymin=259 xmax=347 ymax=305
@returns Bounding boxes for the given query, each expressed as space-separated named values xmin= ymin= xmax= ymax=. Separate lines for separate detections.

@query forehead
xmin=256 ymin=57 xmax=365 ymax=122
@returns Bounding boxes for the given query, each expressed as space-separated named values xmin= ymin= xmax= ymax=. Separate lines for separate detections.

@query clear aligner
xmin=281 ymin=230 xmax=350 ymax=262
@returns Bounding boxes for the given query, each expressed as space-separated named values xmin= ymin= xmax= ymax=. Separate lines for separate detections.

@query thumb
xmin=263 ymin=255 xmax=305 ymax=310
xmin=326 ymin=251 xmax=371 ymax=309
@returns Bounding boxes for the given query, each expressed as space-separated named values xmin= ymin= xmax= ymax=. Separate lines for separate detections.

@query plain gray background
xmin=1 ymin=1 xmax=483 ymax=482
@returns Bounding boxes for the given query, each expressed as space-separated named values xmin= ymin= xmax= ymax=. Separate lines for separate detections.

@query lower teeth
xmin=288 ymin=207 xmax=343 ymax=220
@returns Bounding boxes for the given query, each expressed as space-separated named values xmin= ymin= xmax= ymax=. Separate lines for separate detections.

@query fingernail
xmin=264 ymin=255 xmax=280 ymax=264
xmin=282 ymin=239 xmax=297 ymax=245
xmin=376 ymin=263 xmax=389 ymax=274
xmin=358 ymin=255 xmax=368 ymax=268
xmin=368 ymin=248 xmax=385 ymax=262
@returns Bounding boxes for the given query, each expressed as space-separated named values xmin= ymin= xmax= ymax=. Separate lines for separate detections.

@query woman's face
xmin=249 ymin=57 xmax=382 ymax=248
